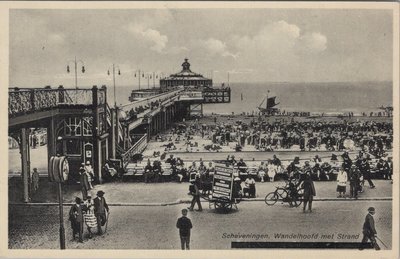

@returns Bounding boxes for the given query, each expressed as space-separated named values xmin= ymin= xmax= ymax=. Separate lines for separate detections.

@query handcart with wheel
xmin=205 ymin=164 xmax=240 ymax=213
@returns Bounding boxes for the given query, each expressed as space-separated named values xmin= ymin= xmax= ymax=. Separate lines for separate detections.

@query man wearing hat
xmin=79 ymin=167 xmax=90 ymax=200
xmin=361 ymin=207 xmax=380 ymax=250
xmin=349 ymin=164 xmax=360 ymax=199
xmin=94 ymin=190 xmax=109 ymax=235
xmin=69 ymin=197 xmax=84 ymax=242
xmin=188 ymin=174 xmax=202 ymax=212
xmin=360 ymin=158 xmax=375 ymax=189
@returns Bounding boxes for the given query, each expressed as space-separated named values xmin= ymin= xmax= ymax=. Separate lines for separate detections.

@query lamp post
xmin=152 ymin=72 xmax=156 ymax=88
xmin=107 ymin=64 xmax=121 ymax=108
xmin=144 ymin=73 xmax=151 ymax=89
xmin=67 ymin=57 xmax=85 ymax=104
xmin=134 ymin=69 xmax=143 ymax=90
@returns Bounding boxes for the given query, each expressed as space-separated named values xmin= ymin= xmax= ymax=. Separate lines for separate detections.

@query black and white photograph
xmin=1 ymin=2 xmax=399 ymax=258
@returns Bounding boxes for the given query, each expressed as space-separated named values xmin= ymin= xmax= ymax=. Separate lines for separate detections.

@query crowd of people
xmin=209 ymin=118 xmax=392 ymax=153
xmin=152 ymin=117 xmax=392 ymax=157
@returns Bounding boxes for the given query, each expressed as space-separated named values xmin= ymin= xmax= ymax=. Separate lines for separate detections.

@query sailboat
xmin=258 ymin=92 xmax=280 ymax=115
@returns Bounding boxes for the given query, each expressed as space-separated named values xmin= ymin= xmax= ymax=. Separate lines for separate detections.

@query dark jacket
xmin=94 ymin=196 xmax=109 ymax=215
xmin=350 ymin=168 xmax=361 ymax=182
xmin=80 ymin=172 xmax=90 ymax=190
xmin=303 ymin=176 xmax=316 ymax=197
xmin=176 ymin=216 xmax=193 ymax=237
xmin=363 ymin=213 xmax=377 ymax=236
xmin=69 ymin=204 xmax=84 ymax=223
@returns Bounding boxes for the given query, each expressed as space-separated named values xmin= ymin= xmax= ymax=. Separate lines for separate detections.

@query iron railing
xmin=120 ymin=89 xmax=182 ymax=113
xmin=121 ymin=134 xmax=148 ymax=166
xmin=8 ymin=87 xmax=106 ymax=117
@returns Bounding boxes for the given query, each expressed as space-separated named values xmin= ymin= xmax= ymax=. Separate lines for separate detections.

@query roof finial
xmin=182 ymin=58 xmax=191 ymax=72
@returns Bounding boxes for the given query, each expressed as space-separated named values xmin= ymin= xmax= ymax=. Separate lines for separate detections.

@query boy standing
xmin=176 ymin=209 xmax=193 ymax=250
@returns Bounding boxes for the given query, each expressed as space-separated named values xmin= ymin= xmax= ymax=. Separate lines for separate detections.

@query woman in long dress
xmin=267 ymin=160 xmax=277 ymax=182
xmin=84 ymin=196 xmax=98 ymax=238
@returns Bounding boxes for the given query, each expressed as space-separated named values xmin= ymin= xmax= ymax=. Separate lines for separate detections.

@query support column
xmin=47 ymin=117 xmax=57 ymax=160
xmin=20 ymin=128 xmax=31 ymax=203
xmin=110 ymin=108 xmax=116 ymax=159
xmin=92 ymin=85 xmax=102 ymax=184
xmin=164 ymin=110 xmax=167 ymax=130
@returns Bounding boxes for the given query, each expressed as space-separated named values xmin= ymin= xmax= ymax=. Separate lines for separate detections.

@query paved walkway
xmin=9 ymin=178 xmax=392 ymax=204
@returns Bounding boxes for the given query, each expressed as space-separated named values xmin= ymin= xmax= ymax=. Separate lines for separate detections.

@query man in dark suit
xmin=349 ymin=165 xmax=360 ymax=199
xmin=302 ymin=172 xmax=316 ymax=213
xmin=144 ymin=159 xmax=154 ymax=183
xmin=79 ymin=167 xmax=90 ymax=200
xmin=94 ymin=190 xmax=109 ymax=235
xmin=188 ymin=175 xmax=202 ymax=211
xmin=360 ymin=158 xmax=375 ymax=188
xmin=360 ymin=207 xmax=380 ymax=250
xmin=176 ymin=209 xmax=193 ymax=250
xmin=69 ymin=197 xmax=84 ymax=242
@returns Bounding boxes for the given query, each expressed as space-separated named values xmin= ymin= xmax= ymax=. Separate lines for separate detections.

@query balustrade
xmin=8 ymin=87 xmax=105 ymax=117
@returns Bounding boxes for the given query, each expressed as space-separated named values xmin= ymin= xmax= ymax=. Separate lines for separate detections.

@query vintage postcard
xmin=0 ymin=1 xmax=399 ymax=259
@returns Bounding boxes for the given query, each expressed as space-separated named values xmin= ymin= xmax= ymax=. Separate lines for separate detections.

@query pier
xmin=8 ymin=59 xmax=231 ymax=202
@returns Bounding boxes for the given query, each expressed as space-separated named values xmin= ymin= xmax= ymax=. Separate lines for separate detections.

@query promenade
xmin=9 ymin=180 xmax=392 ymax=249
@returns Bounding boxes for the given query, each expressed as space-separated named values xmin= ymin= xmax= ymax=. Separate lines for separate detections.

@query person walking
xmin=31 ymin=168 xmax=40 ymax=194
xmin=336 ymin=167 xmax=348 ymax=198
xmin=83 ymin=196 xmax=97 ymax=239
xmin=84 ymin=161 xmax=94 ymax=189
xmin=79 ymin=167 xmax=90 ymax=200
xmin=360 ymin=158 xmax=375 ymax=188
xmin=349 ymin=165 xmax=360 ymax=199
xmin=188 ymin=174 xmax=202 ymax=211
xmin=302 ymin=172 xmax=316 ymax=213
xmin=360 ymin=207 xmax=380 ymax=250
xmin=93 ymin=190 xmax=110 ymax=235
xmin=176 ymin=209 xmax=193 ymax=250
xmin=69 ymin=197 xmax=84 ymax=243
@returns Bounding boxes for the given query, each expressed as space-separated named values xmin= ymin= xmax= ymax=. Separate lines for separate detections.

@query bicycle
xmin=265 ymin=180 xmax=304 ymax=207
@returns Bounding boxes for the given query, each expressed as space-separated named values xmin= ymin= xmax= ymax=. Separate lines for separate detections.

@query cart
xmin=205 ymin=165 xmax=240 ymax=213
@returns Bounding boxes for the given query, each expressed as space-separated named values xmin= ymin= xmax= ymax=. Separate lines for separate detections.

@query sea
xmin=110 ymin=81 xmax=392 ymax=115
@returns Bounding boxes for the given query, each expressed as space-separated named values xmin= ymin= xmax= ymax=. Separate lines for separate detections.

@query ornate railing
xmin=8 ymin=87 xmax=107 ymax=117
xmin=61 ymin=89 xmax=93 ymax=105
xmin=120 ymin=89 xmax=182 ymax=113
xmin=121 ymin=133 xmax=148 ymax=166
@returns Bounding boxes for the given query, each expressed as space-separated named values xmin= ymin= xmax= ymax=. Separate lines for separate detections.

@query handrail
xmin=120 ymin=89 xmax=183 ymax=111
xmin=121 ymin=134 xmax=148 ymax=166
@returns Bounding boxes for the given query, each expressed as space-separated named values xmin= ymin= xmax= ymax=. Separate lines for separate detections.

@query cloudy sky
xmin=9 ymin=8 xmax=393 ymax=87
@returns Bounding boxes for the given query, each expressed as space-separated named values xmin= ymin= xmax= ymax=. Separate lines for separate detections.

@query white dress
xmin=84 ymin=205 xmax=98 ymax=228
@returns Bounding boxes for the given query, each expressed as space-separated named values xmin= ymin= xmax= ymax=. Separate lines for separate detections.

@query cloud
xmin=200 ymin=38 xmax=238 ymax=59
xmin=233 ymin=20 xmax=328 ymax=58
xmin=163 ymin=46 xmax=189 ymax=55
xmin=296 ymin=32 xmax=327 ymax=54
xmin=47 ymin=33 xmax=65 ymax=44
xmin=127 ymin=23 xmax=168 ymax=53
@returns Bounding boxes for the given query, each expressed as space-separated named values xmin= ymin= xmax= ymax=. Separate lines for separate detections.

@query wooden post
xmin=58 ymin=182 xmax=66 ymax=249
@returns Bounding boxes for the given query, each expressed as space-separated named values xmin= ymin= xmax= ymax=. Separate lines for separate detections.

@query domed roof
xmin=165 ymin=58 xmax=211 ymax=80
